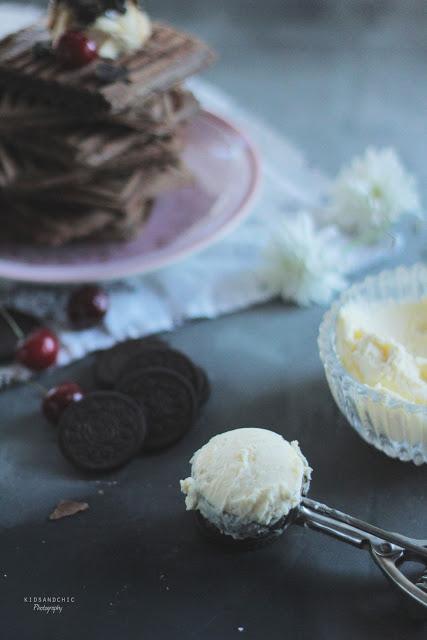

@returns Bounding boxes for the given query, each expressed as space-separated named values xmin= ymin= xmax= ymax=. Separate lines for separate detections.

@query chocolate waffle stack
xmin=0 ymin=12 xmax=214 ymax=246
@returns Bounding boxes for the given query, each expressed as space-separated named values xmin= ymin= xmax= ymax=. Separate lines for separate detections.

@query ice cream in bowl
xmin=318 ymin=263 xmax=427 ymax=465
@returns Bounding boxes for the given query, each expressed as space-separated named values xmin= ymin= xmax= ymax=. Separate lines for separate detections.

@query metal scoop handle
xmin=295 ymin=497 xmax=427 ymax=609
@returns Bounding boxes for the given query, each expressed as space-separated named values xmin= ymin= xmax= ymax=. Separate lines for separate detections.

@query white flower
xmin=262 ymin=212 xmax=347 ymax=306
xmin=329 ymin=147 xmax=421 ymax=241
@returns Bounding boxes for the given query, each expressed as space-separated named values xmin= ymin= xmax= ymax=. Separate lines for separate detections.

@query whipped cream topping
xmin=88 ymin=2 xmax=151 ymax=59
xmin=180 ymin=428 xmax=311 ymax=539
xmin=49 ymin=0 xmax=152 ymax=59
xmin=337 ymin=298 xmax=427 ymax=404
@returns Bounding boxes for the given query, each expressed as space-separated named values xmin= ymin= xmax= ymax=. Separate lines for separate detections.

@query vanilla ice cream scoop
xmin=180 ymin=428 xmax=427 ymax=609
xmin=180 ymin=428 xmax=311 ymax=541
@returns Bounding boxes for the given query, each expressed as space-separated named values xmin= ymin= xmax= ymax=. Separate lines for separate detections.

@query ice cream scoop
xmin=181 ymin=428 xmax=427 ymax=610
xmin=181 ymin=428 xmax=311 ymax=546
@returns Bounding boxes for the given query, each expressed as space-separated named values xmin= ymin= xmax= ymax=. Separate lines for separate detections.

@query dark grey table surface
xmin=2 ymin=1 xmax=427 ymax=639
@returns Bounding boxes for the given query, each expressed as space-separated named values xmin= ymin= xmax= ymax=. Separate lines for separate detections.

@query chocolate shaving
xmin=32 ymin=41 xmax=53 ymax=60
xmin=49 ymin=499 xmax=89 ymax=521
xmin=54 ymin=0 xmax=129 ymax=26
xmin=95 ymin=63 xmax=129 ymax=85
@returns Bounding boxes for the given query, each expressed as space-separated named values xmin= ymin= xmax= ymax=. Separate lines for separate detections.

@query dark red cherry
xmin=56 ymin=30 xmax=98 ymax=68
xmin=42 ymin=382 xmax=84 ymax=425
xmin=67 ymin=285 xmax=109 ymax=329
xmin=16 ymin=328 xmax=60 ymax=371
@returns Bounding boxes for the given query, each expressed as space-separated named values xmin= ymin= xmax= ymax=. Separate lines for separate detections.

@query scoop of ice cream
xmin=180 ymin=428 xmax=311 ymax=538
xmin=49 ymin=0 xmax=152 ymax=59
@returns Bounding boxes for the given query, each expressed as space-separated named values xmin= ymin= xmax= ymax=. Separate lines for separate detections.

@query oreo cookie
xmin=120 ymin=347 xmax=199 ymax=396
xmin=117 ymin=367 xmax=197 ymax=451
xmin=58 ymin=391 xmax=146 ymax=472
xmin=94 ymin=337 xmax=167 ymax=388
xmin=0 ymin=307 xmax=40 ymax=363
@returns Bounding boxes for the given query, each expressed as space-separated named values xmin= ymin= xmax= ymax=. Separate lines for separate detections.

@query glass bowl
xmin=318 ymin=263 xmax=427 ymax=465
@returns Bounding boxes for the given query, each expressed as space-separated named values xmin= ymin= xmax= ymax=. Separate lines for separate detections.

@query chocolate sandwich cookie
xmin=94 ymin=337 xmax=167 ymax=388
xmin=117 ymin=367 xmax=197 ymax=451
xmin=58 ymin=391 xmax=146 ymax=471
xmin=120 ymin=347 xmax=200 ymax=396
xmin=0 ymin=307 xmax=40 ymax=363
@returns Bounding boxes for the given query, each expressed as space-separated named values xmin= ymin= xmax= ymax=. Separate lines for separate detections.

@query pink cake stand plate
xmin=0 ymin=110 xmax=261 ymax=284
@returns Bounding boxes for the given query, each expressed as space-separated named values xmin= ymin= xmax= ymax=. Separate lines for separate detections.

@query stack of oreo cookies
xmin=58 ymin=338 xmax=210 ymax=472
xmin=0 ymin=17 xmax=214 ymax=245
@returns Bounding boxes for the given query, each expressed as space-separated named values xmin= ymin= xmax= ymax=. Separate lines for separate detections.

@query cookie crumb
xmin=49 ymin=500 xmax=89 ymax=521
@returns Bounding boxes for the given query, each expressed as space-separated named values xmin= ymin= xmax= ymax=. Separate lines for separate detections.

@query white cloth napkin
xmin=0 ymin=4 xmax=396 ymax=381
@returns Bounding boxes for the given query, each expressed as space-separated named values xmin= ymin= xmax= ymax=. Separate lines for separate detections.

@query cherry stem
xmin=0 ymin=305 xmax=24 ymax=341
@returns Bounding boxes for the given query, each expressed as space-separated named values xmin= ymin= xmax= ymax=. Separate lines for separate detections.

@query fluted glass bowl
xmin=318 ymin=263 xmax=427 ymax=465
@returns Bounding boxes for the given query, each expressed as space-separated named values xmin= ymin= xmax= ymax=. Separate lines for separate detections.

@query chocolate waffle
xmin=0 ymin=5 xmax=214 ymax=247
xmin=0 ymin=22 xmax=214 ymax=113
xmin=0 ymin=88 xmax=194 ymax=245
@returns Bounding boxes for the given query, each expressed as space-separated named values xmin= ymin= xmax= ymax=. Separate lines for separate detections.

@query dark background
xmin=3 ymin=1 xmax=427 ymax=638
